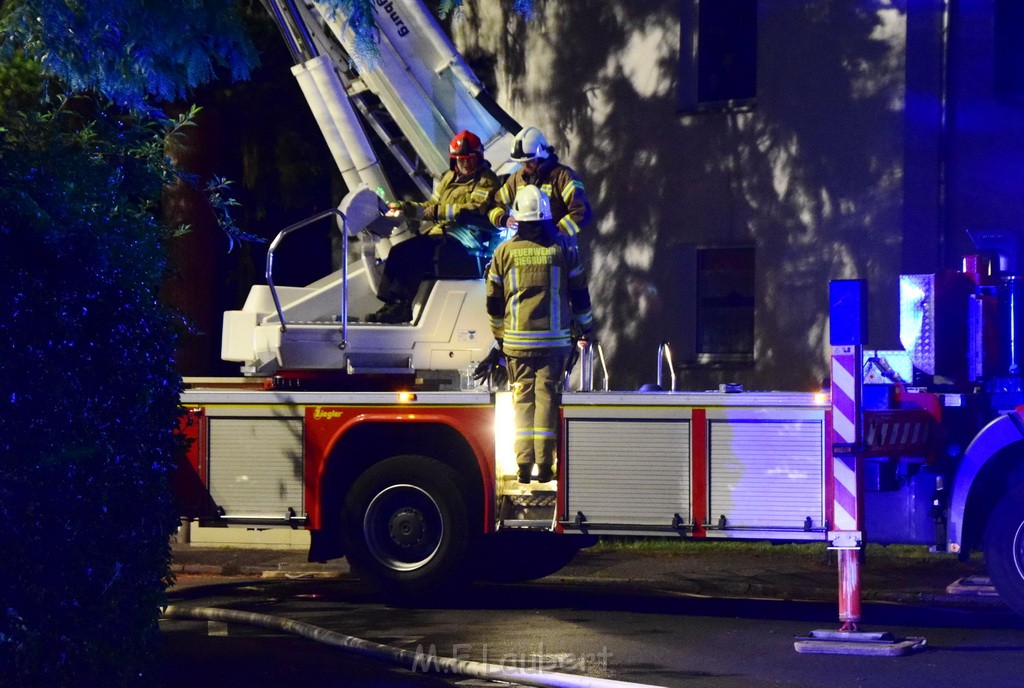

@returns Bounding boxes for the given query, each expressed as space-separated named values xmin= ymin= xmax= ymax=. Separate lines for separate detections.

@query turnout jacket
xmin=488 ymin=154 xmax=591 ymax=239
xmin=405 ymin=162 xmax=499 ymax=250
xmin=486 ymin=220 xmax=594 ymax=356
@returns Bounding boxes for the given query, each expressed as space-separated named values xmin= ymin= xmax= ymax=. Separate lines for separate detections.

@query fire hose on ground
xmin=162 ymin=604 xmax=666 ymax=688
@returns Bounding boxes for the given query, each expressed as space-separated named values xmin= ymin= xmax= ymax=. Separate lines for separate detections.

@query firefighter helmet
xmin=449 ymin=130 xmax=484 ymax=159
xmin=512 ymin=184 xmax=552 ymax=222
xmin=510 ymin=126 xmax=551 ymax=162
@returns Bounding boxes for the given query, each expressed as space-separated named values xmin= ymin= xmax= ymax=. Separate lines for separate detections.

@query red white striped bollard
xmin=830 ymin=344 xmax=862 ymax=631
xmin=796 ymin=280 xmax=925 ymax=655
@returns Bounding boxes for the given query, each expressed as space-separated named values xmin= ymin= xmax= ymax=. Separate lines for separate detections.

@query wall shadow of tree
xmin=458 ymin=0 xmax=905 ymax=391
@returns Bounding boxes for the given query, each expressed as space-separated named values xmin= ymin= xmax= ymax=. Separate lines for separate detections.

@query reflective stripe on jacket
xmin=410 ymin=163 xmax=499 ymax=250
xmin=488 ymin=155 xmax=591 ymax=238
xmin=486 ymin=221 xmax=593 ymax=356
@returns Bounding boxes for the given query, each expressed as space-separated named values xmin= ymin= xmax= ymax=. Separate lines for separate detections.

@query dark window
xmin=995 ymin=0 xmax=1024 ymax=104
xmin=695 ymin=247 xmax=755 ymax=361
xmin=679 ymin=0 xmax=758 ymax=112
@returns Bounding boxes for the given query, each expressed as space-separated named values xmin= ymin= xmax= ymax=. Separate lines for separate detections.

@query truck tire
xmin=341 ymin=455 xmax=472 ymax=601
xmin=480 ymin=531 xmax=593 ymax=584
xmin=983 ymin=483 xmax=1024 ymax=618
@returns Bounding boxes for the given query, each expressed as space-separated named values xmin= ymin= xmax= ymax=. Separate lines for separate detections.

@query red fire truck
xmin=175 ymin=0 xmax=1024 ymax=620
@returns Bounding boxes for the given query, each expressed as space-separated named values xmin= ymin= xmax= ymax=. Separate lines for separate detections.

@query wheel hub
xmin=388 ymin=508 xmax=426 ymax=548
xmin=363 ymin=484 xmax=444 ymax=572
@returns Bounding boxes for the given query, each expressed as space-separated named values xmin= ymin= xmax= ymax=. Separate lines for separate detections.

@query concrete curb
xmin=169 ymin=563 xmax=1005 ymax=610
xmin=169 ymin=545 xmax=1005 ymax=610
xmin=171 ymin=563 xmax=344 ymax=578
xmin=541 ymin=574 xmax=1007 ymax=608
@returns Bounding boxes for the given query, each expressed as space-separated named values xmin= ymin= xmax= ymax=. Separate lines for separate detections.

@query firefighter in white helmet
xmin=478 ymin=184 xmax=594 ymax=484
xmin=488 ymin=126 xmax=592 ymax=241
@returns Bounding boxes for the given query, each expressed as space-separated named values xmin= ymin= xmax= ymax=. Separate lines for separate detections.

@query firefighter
xmin=367 ymin=130 xmax=499 ymax=324
xmin=488 ymin=126 xmax=592 ymax=241
xmin=478 ymin=185 xmax=594 ymax=484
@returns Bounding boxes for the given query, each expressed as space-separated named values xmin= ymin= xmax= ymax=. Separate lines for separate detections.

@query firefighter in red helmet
xmin=448 ymin=129 xmax=484 ymax=168
xmin=368 ymin=130 xmax=499 ymax=323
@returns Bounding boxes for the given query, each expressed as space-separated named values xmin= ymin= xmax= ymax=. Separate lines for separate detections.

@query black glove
xmin=565 ymin=329 xmax=595 ymax=379
xmin=565 ymin=341 xmax=580 ymax=378
xmin=473 ymin=341 xmax=508 ymax=388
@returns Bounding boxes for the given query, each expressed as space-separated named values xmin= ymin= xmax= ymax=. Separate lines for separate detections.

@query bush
xmin=0 ymin=85 xmax=183 ymax=686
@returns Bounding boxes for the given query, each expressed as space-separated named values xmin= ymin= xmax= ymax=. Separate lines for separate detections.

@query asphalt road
xmin=162 ymin=560 xmax=1024 ymax=688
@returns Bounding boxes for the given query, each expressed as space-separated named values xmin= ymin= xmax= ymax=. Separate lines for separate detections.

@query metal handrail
xmin=657 ymin=340 xmax=676 ymax=392
xmin=266 ymin=208 xmax=348 ymax=340
xmin=596 ymin=342 xmax=609 ymax=391
xmin=578 ymin=341 xmax=609 ymax=392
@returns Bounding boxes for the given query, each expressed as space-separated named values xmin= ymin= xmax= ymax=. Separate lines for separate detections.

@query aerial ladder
xmin=222 ymin=0 xmax=521 ymax=383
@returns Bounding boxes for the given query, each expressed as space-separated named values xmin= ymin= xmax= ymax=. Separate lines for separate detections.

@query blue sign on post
xmin=830 ymin=280 xmax=867 ymax=346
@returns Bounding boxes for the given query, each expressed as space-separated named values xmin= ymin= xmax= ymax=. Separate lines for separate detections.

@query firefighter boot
xmin=517 ymin=464 xmax=533 ymax=485
xmin=366 ymin=300 xmax=413 ymax=324
xmin=535 ymin=465 xmax=554 ymax=484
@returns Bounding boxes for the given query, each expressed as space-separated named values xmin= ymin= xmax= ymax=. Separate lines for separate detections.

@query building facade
xmin=451 ymin=0 xmax=1021 ymax=392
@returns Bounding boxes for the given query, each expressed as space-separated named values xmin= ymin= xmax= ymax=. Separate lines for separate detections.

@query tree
xmin=0 ymin=0 xmax=535 ymax=682
xmin=0 ymin=2 xmax=256 ymax=684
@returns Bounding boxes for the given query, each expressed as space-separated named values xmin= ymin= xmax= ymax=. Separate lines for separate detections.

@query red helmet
xmin=449 ymin=130 xmax=484 ymax=159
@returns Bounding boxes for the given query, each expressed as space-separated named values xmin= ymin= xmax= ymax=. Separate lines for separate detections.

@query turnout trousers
xmin=377 ymin=230 xmax=486 ymax=304
xmin=507 ymin=353 xmax=567 ymax=478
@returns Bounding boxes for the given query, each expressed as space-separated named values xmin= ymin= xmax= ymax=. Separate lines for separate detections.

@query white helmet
xmin=512 ymin=185 xmax=552 ymax=222
xmin=510 ymin=126 xmax=551 ymax=162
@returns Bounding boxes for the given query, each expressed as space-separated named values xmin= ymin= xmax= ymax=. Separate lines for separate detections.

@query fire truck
xmin=175 ymin=0 xmax=1024 ymax=619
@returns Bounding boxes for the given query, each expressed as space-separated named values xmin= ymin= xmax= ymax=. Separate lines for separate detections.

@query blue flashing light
xmin=829 ymin=279 xmax=867 ymax=346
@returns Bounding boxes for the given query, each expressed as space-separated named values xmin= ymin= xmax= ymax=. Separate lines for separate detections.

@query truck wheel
xmin=341 ymin=455 xmax=472 ymax=601
xmin=983 ymin=484 xmax=1024 ymax=618
xmin=480 ymin=531 xmax=593 ymax=584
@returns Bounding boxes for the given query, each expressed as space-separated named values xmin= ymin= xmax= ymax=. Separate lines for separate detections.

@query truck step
xmin=497 ymin=491 xmax=557 ymax=530
xmin=500 ymin=520 xmax=556 ymax=530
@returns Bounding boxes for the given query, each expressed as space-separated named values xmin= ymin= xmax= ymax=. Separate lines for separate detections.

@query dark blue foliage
xmin=1 ymin=0 xmax=258 ymax=110
xmin=0 ymin=79 xmax=184 ymax=686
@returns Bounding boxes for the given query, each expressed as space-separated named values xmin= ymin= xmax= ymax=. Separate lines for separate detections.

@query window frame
xmin=676 ymin=244 xmax=757 ymax=367
xmin=678 ymin=0 xmax=759 ymax=114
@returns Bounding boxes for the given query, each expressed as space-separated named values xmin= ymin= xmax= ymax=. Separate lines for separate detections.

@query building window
xmin=678 ymin=0 xmax=758 ymax=112
xmin=995 ymin=0 xmax=1024 ymax=104
xmin=695 ymin=247 xmax=755 ymax=362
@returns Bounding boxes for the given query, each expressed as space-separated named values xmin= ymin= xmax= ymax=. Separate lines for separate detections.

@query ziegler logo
xmin=374 ymin=0 xmax=411 ymax=37
xmin=313 ymin=407 xmax=343 ymax=420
